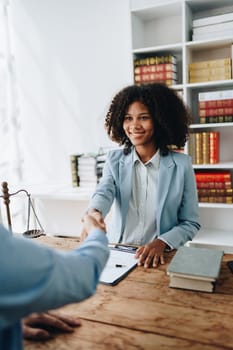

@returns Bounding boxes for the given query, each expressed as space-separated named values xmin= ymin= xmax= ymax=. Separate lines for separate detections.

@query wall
xmin=9 ymin=0 xmax=133 ymax=186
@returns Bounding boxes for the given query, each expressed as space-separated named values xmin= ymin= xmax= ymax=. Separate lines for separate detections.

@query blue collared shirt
xmin=122 ymin=149 xmax=160 ymax=245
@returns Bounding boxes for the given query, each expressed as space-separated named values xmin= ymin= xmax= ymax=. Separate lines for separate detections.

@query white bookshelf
xmin=130 ymin=0 xmax=233 ymax=252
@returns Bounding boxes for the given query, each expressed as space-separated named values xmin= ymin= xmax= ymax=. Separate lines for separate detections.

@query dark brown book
xmin=197 ymin=188 xmax=233 ymax=196
xmin=196 ymin=181 xmax=232 ymax=189
xmin=199 ymin=115 xmax=233 ymax=124
xmin=198 ymin=196 xmax=233 ymax=204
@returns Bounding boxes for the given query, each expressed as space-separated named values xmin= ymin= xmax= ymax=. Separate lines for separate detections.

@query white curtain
xmin=0 ymin=0 xmax=25 ymax=232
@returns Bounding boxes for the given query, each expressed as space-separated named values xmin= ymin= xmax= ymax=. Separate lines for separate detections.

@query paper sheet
xmin=100 ymin=249 xmax=138 ymax=285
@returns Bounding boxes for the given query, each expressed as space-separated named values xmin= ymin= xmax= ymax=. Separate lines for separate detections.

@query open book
xmin=100 ymin=246 xmax=138 ymax=285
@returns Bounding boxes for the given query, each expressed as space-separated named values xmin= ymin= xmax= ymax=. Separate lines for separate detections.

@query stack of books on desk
xmin=167 ymin=246 xmax=224 ymax=293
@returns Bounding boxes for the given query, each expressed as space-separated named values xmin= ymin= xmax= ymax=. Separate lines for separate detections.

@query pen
xmin=114 ymin=245 xmax=137 ymax=252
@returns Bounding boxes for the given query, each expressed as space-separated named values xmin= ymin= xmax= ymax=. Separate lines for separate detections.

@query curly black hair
xmin=105 ymin=83 xmax=191 ymax=155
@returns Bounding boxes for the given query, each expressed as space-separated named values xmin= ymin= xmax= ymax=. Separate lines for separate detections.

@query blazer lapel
xmin=119 ymin=152 xmax=134 ymax=228
xmin=157 ymin=153 xmax=175 ymax=226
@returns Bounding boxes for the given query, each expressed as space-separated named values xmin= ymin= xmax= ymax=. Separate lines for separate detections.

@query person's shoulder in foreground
xmin=0 ymin=214 xmax=109 ymax=350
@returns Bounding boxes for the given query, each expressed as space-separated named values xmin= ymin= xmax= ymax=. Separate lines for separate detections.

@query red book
xmin=209 ymin=132 xmax=219 ymax=164
xmin=199 ymin=99 xmax=233 ymax=109
xmin=199 ymin=107 xmax=233 ymax=117
xmin=134 ymin=63 xmax=176 ymax=75
xmin=134 ymin=71 xmax=177 ymax=83
xmin=195 ymin=171 xmax=231 ymax=182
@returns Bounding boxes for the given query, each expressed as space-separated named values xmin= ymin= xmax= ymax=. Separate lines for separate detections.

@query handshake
xmin=81 ymin=209 xmax=106 ymax=241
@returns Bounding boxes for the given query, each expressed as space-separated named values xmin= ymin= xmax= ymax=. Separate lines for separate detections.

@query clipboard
xmin=99 ymin=245 xmax=138 ymax=286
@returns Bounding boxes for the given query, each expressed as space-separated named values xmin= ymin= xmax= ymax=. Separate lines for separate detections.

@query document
xmin=100 ymin=246 xmax=138 ymax=285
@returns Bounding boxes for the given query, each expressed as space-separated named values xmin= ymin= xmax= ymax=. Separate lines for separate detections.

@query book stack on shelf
xmin=70 ymin=152 xmax=107 ymax=189
xmin=134 ymin=55 xmax=177 ymax=86
xmin=70 ymin=154 xmax=82 ymax=187
xmin=77 ymin=154 xmax=99 ymax=189
xmin=167 ymin=246 xmax=224 ymax=293
xmin=188 ymin=58 xmax=232 ymax=83
xmin=188 ymin=131 xmax=219 ymax=164
xmin=198 ymin=89 xmax=233 ymax=124
xmin=195 ymin=170 xmax=233 ymax=204
xmin=192 ymin=11 xmax=233 ymax=41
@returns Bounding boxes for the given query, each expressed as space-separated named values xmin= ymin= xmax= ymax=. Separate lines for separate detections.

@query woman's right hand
xmin=80 ymin=209 xmax=106 ymax=241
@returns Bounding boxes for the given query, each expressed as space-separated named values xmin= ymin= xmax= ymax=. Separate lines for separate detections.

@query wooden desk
xmin=24 ymin=236 xmax=233 ymax=350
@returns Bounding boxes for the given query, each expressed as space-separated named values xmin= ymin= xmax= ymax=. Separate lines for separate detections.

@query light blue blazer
xmin=89 ymin=149 xmax=200 ymax=248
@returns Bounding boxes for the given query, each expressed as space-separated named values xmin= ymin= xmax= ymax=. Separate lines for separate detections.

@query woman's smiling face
xmin=123 ymin=101 xmax=155 ymax=149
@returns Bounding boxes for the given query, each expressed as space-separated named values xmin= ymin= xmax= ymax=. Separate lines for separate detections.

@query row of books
xmin=134 ymin=55 xmax=177 ymax=86
xmin=70 ymin=152 xmax=107 ymax=189
xmin=192 ymin=11 xmax=233 ymax=41
xmin=198 ymin=89 xmax=233 ymax=124
xmin=188 ymin=58 xmax=232 ymax=83
xmin=188 ymin=131 xmax=219 ymax=165
xmin=195 ymin=170 xmax=233 ymax=204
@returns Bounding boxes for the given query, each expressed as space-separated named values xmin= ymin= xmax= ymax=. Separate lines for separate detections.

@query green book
xmin=167 ymin=246 xmax=224 ymax=292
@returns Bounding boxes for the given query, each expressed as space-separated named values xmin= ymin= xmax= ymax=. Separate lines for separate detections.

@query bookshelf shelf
xmin=191 ymin=123 xmax=233 ymax=129
xmin=132 ymin=43 xmax=183 ymax=54
xmin=130 ymin=0 xmax=233 ymax=252
xmin=199 ymin=203 xmax=233 ymax=209
xmin=193 ymin=162 xmax=233 ymax=170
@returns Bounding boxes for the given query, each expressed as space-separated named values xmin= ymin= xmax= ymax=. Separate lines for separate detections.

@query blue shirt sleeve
xmin=0 ymin=225 xmax=109 ymax=329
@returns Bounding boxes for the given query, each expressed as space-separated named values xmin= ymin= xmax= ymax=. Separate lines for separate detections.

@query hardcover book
xmin=167 ymin=246 xmax=224 ymax=292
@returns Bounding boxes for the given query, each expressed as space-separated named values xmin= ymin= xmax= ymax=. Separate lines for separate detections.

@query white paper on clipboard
xmin=100 ymin=247 xmax=138 ymax=285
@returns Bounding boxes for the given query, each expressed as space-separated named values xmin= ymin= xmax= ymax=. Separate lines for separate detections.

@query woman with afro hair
xmin=82 ymin=83 xmax=200 ymax=268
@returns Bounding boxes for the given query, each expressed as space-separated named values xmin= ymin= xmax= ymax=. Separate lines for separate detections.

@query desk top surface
xmin=24 ymin=236 xmax=233 ymax=350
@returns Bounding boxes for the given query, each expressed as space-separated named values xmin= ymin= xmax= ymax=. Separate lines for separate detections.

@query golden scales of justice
xmin=0 ymin=181 xmax=45 ymax=238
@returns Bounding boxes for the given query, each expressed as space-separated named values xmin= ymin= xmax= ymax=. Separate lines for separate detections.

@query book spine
xmin=198 ymin=196 xmax=233 ymax=204
xmin=193 ymin=12 xmax=233 ymax=28
xmin=188 ymin=133 xmax=196 ymax=164
xmin=197 ymin=188 xmax=233 ymax=196
xmin=189 ymin=73 xmax=231 ymax=83
xmin=189 ymin=58 xmax=231 ymax=70
xmin=198 ymin=89 xmax=233 ymax=101
xmin=202 ymin=132 xmax=210 ymax=164
xmin=199 ymin=99 xmax=233 ymax=108
xmin=190 ymin=132 xmax=220 ymax=164
xmin=209 ymin=131 xmax=219 ymax=164
xmin=199 ymin=115 xmax=233 ymax=124
xmin=134 ymin=71 xmax=177 ymax=83
xmin=134 ymin=63 xmax=177 ymax=74
xmin=189 ymin=66 xmax=231 ymax=78
xmin=199 ymin=107 xmax=233 ymax=117
xmin=193 ymin=20 xmax=233 ymax=35
xmin=134 ymin=55 xmax=176 ymax=67
xmin=70 ymin=154 xmax=80 ymax=187
xmin=193 ymin=29 xmax=233 ymax=41
xmin=195 ymin=132 xmax=203 ymax=164
xmin=195 ymin=172 xmax=231 ymax=182
xmin=136 ymin=79 xmax=176 ymax=86
xmin=196 ymin=181 xmax=232 ymax=189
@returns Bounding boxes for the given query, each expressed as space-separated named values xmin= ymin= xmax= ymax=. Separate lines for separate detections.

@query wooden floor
xmin=24 ymin=236 xmax=233 ymax=350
